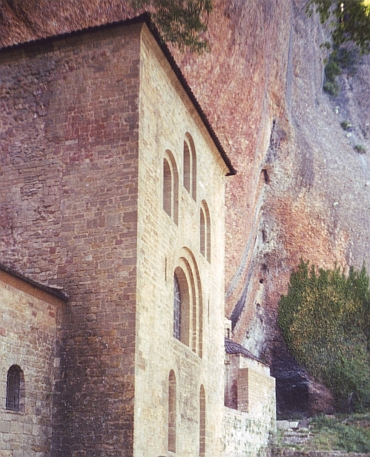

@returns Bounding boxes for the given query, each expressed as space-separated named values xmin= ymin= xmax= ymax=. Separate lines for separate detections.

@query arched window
xmin=200 ymin=207 xmax=206 ymax=257
xmin=6 ymin=365 xmax=23 ymax=411
xmin=199 ymin=385 xmax=206 ymax=457
xmin=200 ymin=201 xmax=211 ymax=263
xmin=173 ymin=267 xmax=190 ymax=347
xmin=173 ymin=250 xmax=203 ymax=357
xmin=168 ymin=370 xmax=177 ymax=453
xmin=163 ymin=158 xmax=172 ymax=217
xmin=183 ymin=134 xmax=197 ymax=201
xmin=173 ymin=274 xmax=181 ymax=340
xmin=163 ymin=151 xmax=179 ymax=225
xmin=183 ymin=140 xmax=191 ymax=193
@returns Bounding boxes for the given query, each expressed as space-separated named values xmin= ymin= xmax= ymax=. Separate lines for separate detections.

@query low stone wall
xmin=223 ymin=407 xmax=276 ymax=457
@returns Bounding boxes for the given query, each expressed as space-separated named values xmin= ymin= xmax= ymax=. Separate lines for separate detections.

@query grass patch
xmin=310 ymin=414 xmax=370 ymax=453
xmin=274 ymin=413 xmax=370 ymax=452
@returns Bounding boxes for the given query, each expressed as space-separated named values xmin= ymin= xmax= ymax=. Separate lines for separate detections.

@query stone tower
xmin=0 ymin=15 xmax=235 ymax=457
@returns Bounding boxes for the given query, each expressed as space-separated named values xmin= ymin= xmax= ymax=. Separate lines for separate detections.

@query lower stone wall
xmin=223 ymin=407 xmax=276 ymax=457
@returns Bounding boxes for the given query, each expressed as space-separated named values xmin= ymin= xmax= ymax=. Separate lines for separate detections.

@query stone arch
xmin=173 ymin=248 xmax=203 ymax=357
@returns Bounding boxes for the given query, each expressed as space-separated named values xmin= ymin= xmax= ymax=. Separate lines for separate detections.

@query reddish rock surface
xmin=1 ymin=0 xmax=370 ymax=415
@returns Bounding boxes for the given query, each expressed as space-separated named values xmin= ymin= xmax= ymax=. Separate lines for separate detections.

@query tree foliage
xmin=130 ymin=0 xmax=213 ymax=52
xmin=278 ymin=260 xmax=370 ymax=411
xmin=306 ymin=0 xmax=370 ymax=53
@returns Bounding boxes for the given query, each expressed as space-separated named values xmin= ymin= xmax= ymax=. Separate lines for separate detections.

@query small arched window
xmin=199 ymin=385 xmax=206 ymax=457
xmin=168 ymin=370 xmax=177 ymax=453
xmin=163 ymin=158 xmax=172 ymax=217
xmin=200 ymin=201 xmax=211 ymax=263
xmin=183 ymin=141 xmax=191 ymax=193
xmin=163 ymin=151 xmax=179 ymax=225
xmin=183 ymin=134 xmax=197 ymax=201
xmin=6 ymin=365 xmax=23 ymax=411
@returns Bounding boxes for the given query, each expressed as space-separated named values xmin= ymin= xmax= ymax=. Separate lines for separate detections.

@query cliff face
xmin=1 ymin=0 xmax=370 ymax=416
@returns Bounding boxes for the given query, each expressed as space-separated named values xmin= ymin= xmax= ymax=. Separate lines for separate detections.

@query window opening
xmin=200 ymin=201 xmax=211 ymax=263
xmin=183 ymin=141 xmax=191 ymax=193
xmin=199 ymin=385 xmax=206 ymax=457
xmin=173 ymin=252 xmax=203 ymax=356
xmin=163 ymin=151 xmax=179 ymax=225
xmin=6 ymin=365 xmax=21 ymax=411
xmin=173 ymin=274 xmax=181 ymax=340
xmin=168 ymin=370 xmax=177 ymax=453
xmin=163 ymin=158 xmax=172 ymax=217
xmin=200 ymin=208 xmax=206 ymax=257
xmin=184 ymin=134 xmax=197 ymax=201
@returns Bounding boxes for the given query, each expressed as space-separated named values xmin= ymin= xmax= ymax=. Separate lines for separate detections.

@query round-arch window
xmin=6 ymin=365 xmax=21 ymax=411
xmin=173 ymin=275 xmax=181 ymax=340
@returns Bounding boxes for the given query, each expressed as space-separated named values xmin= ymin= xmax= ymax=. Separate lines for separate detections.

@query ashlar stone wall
xmin=132 ymin=24 xmax=230 ymax=457
xmin=0 ymin=267 xmax=66 ymax=457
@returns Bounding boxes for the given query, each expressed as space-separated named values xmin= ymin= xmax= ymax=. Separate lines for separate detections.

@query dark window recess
xmin=6 ymin=366 xmax=21 ymax=411
xmin=173 ymin=275 xmax=181 ymax=340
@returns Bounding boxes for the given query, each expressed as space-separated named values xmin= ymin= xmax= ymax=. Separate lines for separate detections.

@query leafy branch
xmin=306 ymin=0 xmax=370 ymax=54
xmin=130 ymin=0 xmax=213 ymax=52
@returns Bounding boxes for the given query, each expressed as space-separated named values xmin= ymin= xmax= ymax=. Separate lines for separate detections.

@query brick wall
xmin=0 ymin=23 xmax=142 ymax=457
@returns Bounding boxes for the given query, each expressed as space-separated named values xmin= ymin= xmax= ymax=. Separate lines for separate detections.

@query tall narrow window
xmin=200 ymin=201 xmax=211 ymax=263
xmin=173 ymin=267 xmax=190 ymax=347
xmin=163 ymin=158 xmax=172 ymax=217
xmin=183 ymin=141 xmax=191 ymax=193
xmin=200 ymin=207 xmax=206 ymax=257
xmin=6 ymin=365 xmax=22 ymax=411
xmin=199 ymin=385 xmax=206 ymax=457
xmin=163 ymin=151 xmax=179 ymax=225
xmin=183 ymin=134 xmax=197 ymax=201
xmin=168 ymin=370 xmax=177 ymax=453
xmin=173 ymin=274 xmax=181 ymax=340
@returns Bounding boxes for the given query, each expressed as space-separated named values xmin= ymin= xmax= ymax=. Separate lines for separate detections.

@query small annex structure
xmin=0 ymin=13 xmax=275 ymax=457
xmin=0 ymin=264 xmax=67 ymax=455
xmin=223 ymin=331 xmax=276 ymax=456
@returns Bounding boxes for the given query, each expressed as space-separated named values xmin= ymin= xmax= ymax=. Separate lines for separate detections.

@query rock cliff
xmin=1 ymin=0 xmax=370 ymax=416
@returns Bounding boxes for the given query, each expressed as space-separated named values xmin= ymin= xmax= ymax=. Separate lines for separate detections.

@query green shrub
xmin=323 ymin=55 xmax=341 ymax=96
xmin=340 ymin=121 xmax=352 ymax=130
xmin=278 ymin=260 xmax=370 ymax=411
xmin=323 ymin=80 xmax=339 ymax=96
xmin=354 ymin=144 xmax=366 ymax=153
xmin=325 ymin=59 xmax=341 ymax=80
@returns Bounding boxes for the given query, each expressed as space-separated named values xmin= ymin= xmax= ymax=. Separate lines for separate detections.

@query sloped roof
xmin=225 ymin=338 xmax=266 ymax=364
xmin=0 ymin=13 xmax=236 ymax=176
xmin=0 ymin=263 xmax=68 ymax=302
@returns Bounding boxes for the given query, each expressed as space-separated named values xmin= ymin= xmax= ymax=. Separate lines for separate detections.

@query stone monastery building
xmin=0 ymin=15 xmax=275 ymax=457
